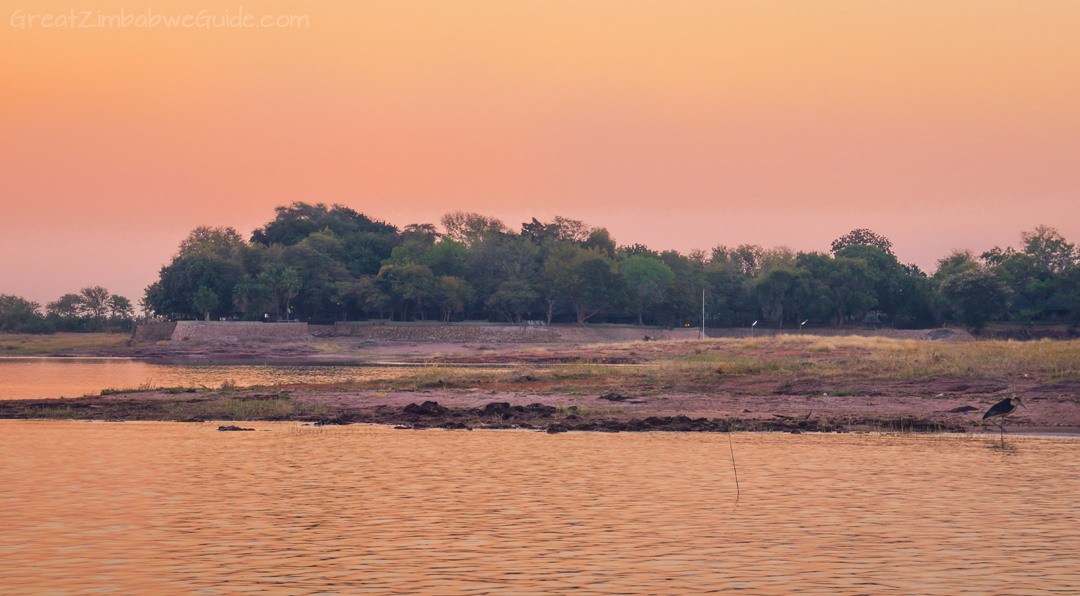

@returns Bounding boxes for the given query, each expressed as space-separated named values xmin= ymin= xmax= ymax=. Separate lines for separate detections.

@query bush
xmin=0 ymin=295 xmax=53 ymax=334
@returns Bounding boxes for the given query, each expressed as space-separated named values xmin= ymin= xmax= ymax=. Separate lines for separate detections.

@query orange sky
xmin=3 ymin=0 xmax=1079 ymax=306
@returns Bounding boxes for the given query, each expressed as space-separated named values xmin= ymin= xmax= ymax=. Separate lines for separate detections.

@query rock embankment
xmin=330 ymin=324 xmax=556 ymax=343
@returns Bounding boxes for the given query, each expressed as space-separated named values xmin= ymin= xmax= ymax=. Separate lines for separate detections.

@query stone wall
xmin=130 ymin=322 xmax=177 ymax=342
xmin=333 ymin=323 xmax=557 ymax=343
xmin=170 ymin=321 xmax=312 ymax=341
xmin=135 ymin=320 xmax=975 ymax=344
xmin=704 ymin=327 xmax=975 ymax=342
xmin=331 ymin=323 xmax=705 ymax=343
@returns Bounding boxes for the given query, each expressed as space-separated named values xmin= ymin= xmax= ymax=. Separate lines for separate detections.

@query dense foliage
xmin=7 ymin=204 xmax=1074 ymax=333
xmin=0 ymin=287 xmax=135 ymax=334
xmin=131 ymin=203 xmax=1078 ymax=330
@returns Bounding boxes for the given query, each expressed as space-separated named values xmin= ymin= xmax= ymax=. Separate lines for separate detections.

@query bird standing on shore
xmin=983 ymin=396 xmax=1025 ymax=442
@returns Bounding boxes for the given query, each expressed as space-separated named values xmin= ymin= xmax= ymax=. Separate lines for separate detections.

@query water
xmin=0 ymin=358 xmax=410 ymax=399
xmin=2 ymin=421 xmax=1077 ymax=594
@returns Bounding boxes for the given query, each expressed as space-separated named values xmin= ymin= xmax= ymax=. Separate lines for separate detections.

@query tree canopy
xmin=127 ymin=206 xmax=1079 ymax=331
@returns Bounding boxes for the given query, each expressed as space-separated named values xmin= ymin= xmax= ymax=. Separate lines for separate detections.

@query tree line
xmin=0 ymin=287 xmax=135 ymax=334
xmin=133 ymin=202 xmax=1079 ymax=332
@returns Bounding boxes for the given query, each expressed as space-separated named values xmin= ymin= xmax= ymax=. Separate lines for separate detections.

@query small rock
xmin=403 ymin=401 xmax=448 ymax=416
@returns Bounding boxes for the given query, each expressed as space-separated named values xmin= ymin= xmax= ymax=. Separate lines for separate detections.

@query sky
xmin=3 ymin=0 xmax=1079 ymax=307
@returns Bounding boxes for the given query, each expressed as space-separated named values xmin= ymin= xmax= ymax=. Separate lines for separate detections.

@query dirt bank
xmin=7 ymin=334 xmax=1077 ymax=434
xmin=6 ymin=379 xmax=1077 ymax=435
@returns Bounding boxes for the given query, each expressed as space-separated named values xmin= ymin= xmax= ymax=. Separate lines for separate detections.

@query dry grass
xmin=347 ymin=336 xmax=1080 ymax=395
xmin=643 ymin=336 xmax=1080 ymax=382
xmin=0 ymin=333 xmax=129 ymax=355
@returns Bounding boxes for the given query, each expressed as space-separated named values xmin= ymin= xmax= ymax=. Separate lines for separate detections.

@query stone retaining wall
xmin=130 ymin=322 xmax=177 ymax=342
xmin=332 ymin=324 xmax=703 ymax=343
xmin=332 ymin=323 xmax=557 ymax=343
xmin=170 ymin=321 xmax=312 ymax=341
xmin=704 ymin=327 xmax=975 ymax=341
xmin=133 ymin=320 xmax=975 ymax=344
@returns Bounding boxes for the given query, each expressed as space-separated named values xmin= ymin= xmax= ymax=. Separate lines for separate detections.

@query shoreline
xmin=6 ymin=417 xmax=1080 ymax=438
xmin=5 ymin=388 xmax=1077 ymax=435
xmin=4 ymin=334 xmax=1077 ymax=433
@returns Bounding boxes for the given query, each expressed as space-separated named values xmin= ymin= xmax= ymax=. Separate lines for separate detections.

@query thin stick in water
xmin=728 ymin=428 xmax=740 ymax=500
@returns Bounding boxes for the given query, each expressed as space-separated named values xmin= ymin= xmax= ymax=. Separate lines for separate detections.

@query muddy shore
xmin=5 ymin=334 xmax=1079 ymax=434
xmin=5 ymin=380 xmax=1077 ymax=435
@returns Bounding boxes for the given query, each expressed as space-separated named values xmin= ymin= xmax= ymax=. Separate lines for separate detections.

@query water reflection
xmin=0 ymin=358 xmax=409 ymax=399
xmin=1 ymin=423 xmax=1077 ymax=594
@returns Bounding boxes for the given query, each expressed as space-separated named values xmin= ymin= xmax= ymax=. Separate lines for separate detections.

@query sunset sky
xmin=3 ymin=0 xmax=1079 ymax=306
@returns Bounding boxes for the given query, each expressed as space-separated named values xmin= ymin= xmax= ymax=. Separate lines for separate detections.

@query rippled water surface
xmin=0 ymin=358 xmax=406 ymax=399
xmin=2 ymin=422 xmax=1078 ymax=595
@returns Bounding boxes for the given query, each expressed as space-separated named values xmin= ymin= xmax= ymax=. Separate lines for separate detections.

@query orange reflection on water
xmin=1 ymin=422 xmax=1077 ymax=594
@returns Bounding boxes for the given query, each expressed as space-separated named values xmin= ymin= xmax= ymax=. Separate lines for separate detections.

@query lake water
xmin=1 ymin=422 xmax=1077 ymax=594
xmin=0 ymin=358 xmax=415 ymax=400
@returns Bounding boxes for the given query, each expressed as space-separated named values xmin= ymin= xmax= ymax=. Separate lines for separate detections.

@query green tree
xmin=440 ymin=212 xmax=509 ymax=247
xmin=107 ymin=295 xmax=135 ymax=323
xmin=658 ymin=250 xmax=707 ymax=326
xmin=0 ymin=295 xmax=51 ymax=333
xmin=352 ymin=276 xmax=393 ymax=320
xmin=423 ymin=238 xmax=469 ymax=278
xmin=79 ymin=286 xmax=111 ymax=321
xmin=794 ymin=253 xmax=876 ymax=325
xmin=377 ymin=264 xmax=436 ymax=320
xmin=486 ymin=280 xmax=537 ymax=324
xmin=575 ymin=257 xmax=626 ymax=324
xmin=193 ymin=286 xmax=220 ymax=321
xmin=834 ymin=245 xmax=911 ymax=322
xmin=1021 ymin=225 xmax=1076 ymax=273
xmin=754 ymin=268 xmax=796 ymax=327
xmin=251 ymin=202 xmax=396 ymax=246
xmin=940 ymin=269 xmax=1009 ymax=331
xmin=830 ymin=228 xmax=893 ymax=255
xmin=933 ymin=250 xmax=980 ymax=283
xmin=280 ymin=268 xmax=302 ymax=321
xmin=233 ymin=274 xmax=273 ymax=320
xmin=583 ymin=228 xmax=617 ymax=257
xmin=145 ymin=253 xmax=237 ymax=318
xmin=621 ymin=256 xmax=675 ymax=325
xmin=47 ymin=294 xmax=83 ymax=319
xmin=177 ymin=226 xmax=245 ymax=259
xmin=434 ymin=276 xmax=474 ymax=322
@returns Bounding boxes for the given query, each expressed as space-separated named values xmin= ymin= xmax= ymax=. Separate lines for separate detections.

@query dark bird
xmin=983 ymin=396 xmax=1025 ymax=442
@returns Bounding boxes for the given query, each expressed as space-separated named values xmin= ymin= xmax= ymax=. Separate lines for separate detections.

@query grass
xmin=17 ymin=397 xmax=330 ymax=422
xmin=97 ymin=379 xmax=158 ymax=396
xmin=18 ymin=405 xmax=79 ymax=419
xmin=647 ymin=335 xmax=1080 ymax=381
xmin=0 ymin=333 xmax=129 ymax=355
xmin=13 ymin=334 xmax=1077 ymax=424
xmin=332 ymin=335 xmax=1080 ymax=397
